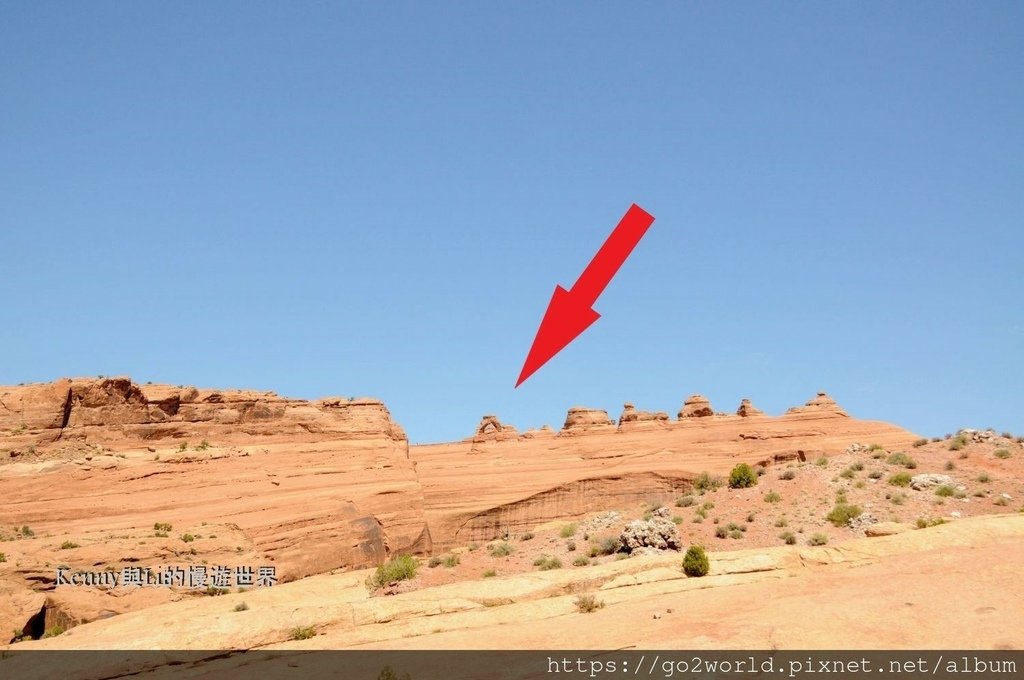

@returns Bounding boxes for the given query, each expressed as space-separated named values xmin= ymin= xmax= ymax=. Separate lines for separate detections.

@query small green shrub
xmin=43 ymin=625 xmax=64 ymax=638
xmin=153 ymin=522 xmax=172 ymax=532
xmin=994 ymin=449 xmax=1011 ymax=459
xmin=442 ymin=553 xmax=460 ymax=568
xmin=729 ymin=529 xmax=743 ymax=539
xmin=178 ymin=441 xmax=189 ymax=452
xmin=935 ymin=485 xmax=955 ymax=498
xmin=559 ymin=523 xmax=577 ymax=538
xmin=887 ymin=452 xmax=916 ymax=468
xmin=916 ymin=517 xmax=946 ymax=529
xmin=675 ymin=495 xmax=696 ymax=507
xmin=291 ymin=626 xmax=316 ymax=640
xmin=573 ymin=556 xmax=591 ymax=567
xmin=890 ymin=492 xmax=907 ymax=505
xmin=0 ymin=552 xmax=6 ymax=563
xmin=533 ymin=555 xmax=562 ymax=571
xmin=948 ymin=435 xmax=968 ymax=451
xmin=763 ymin=491 xmax=781 ymax=503
xmin=977 ymin=473 xmax=991 ymax=483
xmin=488 ymin=542 xmax=514 ymax=557
xmin=780 ymin=531 xmax=797 ymax=545
xmin=839 ymin=467 xmax=856 ymax=480
xmin=693 ymin=472 xmax=723 ymax=492
xmin=807 ymin=533 xmax=828 ymax=546
xmin=728 ymin=463 xmax=758 ymax=489
xmin=682 ymin=545 xmax=709 ymax=577
xmin=826 ymin=503 xmax=863 ymax=527
xmin=889 ymin=472 xmax=912 ymax=487
xmin=868 ymin=443 xmax=885 ymax=452
xmin=365 ymin=554 xmax=418 ymax=591
xmin=868 ymin=470 xmax=883 ymax=479
xmin=815 ymin=456 xmax=829 ymax=467
xmin=59 ymin=540 xmax=79 ymax=550
xmin=574 ymin=593 xmax=604 ymax=613
xmin=180 ymin=533 xmax=195 ymax=543
xmin=774 ymin=517 xmax=788 ymax=528
xmin=20 ymin=526 xmax=33 ymax=537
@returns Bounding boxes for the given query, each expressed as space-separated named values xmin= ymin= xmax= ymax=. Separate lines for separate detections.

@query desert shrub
xmin=20 ymin=526 xmax=33 ymax=537
xmin=943 ymin=461 xmax=955 ymax=471
xmin=559 ymin=523 xmax=577 ymax=538
xmin=807 ymin=533 xmax=828 ymax=546
xmin=594 ymin=535 xmax=621 ymax=556
xmin=780 ymin=531 xmax=797 ymax=545
xmin=948 ymin=435 xmax=968 ymax=451
xmin=839 ymin=467 xmax=855 ymax=480
xmin=195 ymin=439 xmax=211 ymax=451
xmin=675 ymin=495 xmax=696 ymax=507
xmin=994 ymin=497 xmax=1009 ymax=507
xmin=566 ymin=540 xmax=577 ymax=551
xmin=234 ymin=602 xmax=249 ymax=612
xmin=729 ymin=529 xmax=743 ymax=539
xmin=533 ymin=555 xmax=562 ymax=571
xmin=715 ymin=526 xmax=728 ymax=539
xmin=935 ymin=485 xmax=955 ymax=498
xmin=887 ymin=452 xmax=916 ymax=468
xmin=912 ymin=438 xmax=929 ymax=448
xmin=889 ymin=472 xmax=912 ymax=487
xmin=815 ymin=456 xmax=829 ymax=467
xmin=682 ymin=545 xmax=709 ymax=577
xmin=745 ymin=512 xmax=756 ymax=522
xmin=702 ymin=501 xmax=715 ymax=510
xmin=573 ymin=556 xmax=591 ymax=567
xmin=850 ymin=462 xmax=864 ymax=471
xmin=178 ymin=441 xmax=188 ymax=452
xmin=468 ymin=543 xmax=479 ymax=552
xmin=59 ymin=541 xmax=79 ymax=550
xmin=779 ymin=469 xmax=796 ymax=481
xmin=153 ymin=522 xmax=172 ymax=532
xmin=180 ymin=534 xmax=195 ymax=543
xmin=826 ymin=503 xmax=863 ymax=527
xmin=520 ymin=532 xmax=534 ymax=541
xmin=574 ymin=593 xmax=604 ymax=613
xmin=754 ymin=465 xmax=767 ymax=477
xmin=764 ymin=491 xmax=781 ymax=503
xmin=43 ymin=626 xmax=64 ymax=638
xmin=868 ymin=470 xmax=883 ymax=479
xmin=890 ymin=492 xmax=907 ymax=505
xmin=728 ymin=463 xmax=758 ymax=489
xmin=442 ymin=553 xmax=460 ymax=568
xmin=994 ymin=448 xmax=1011 ymax=459
xmin=694 ymin=472 xmax=723 ymax=492
xmin=977 ymin=473 xmax=991 ymax=483
xmin=488 ymin=542 xmax=514 ymax=557
xmin=672 ymin=515 xmax=683 ymax=525
xmin=0 ymin=553 xmax=5 ymax=562
xmin=916 ymin=517 xmax=946 ymax=528
xmin=428 ymin=556 xmax=442 ymax=568
xmin=868 ymin=443 xmax=885 ymax=452
xmin=291 ymin=626 xmax=315 ymax=640
xmin=365 ymin=554 xmax=418 ymax=591
xmin=774 ymin=517 xmax=788 ymax=528
xmin=482 ymin=569 xmax=496 ymax=577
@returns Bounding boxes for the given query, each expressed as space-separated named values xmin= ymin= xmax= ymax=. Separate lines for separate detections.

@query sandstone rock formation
xmin=618 ymin=403 xmax=669 ymax=427
xmin=736 ymin=398 xmax=764 ymax=417
xmin=677 ymin=394 xmax=713 ymax=419
xmin=561 ymin=406 xmax=614 ymax=433
xmin=471 ymin=415 xmax=518 ymax=443
xmin=785 ymin=391 xmax=848 ymax=417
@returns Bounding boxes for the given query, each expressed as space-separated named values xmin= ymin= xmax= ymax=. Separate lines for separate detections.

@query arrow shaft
xmin=570 ymin=203 xmax=655 ymax=304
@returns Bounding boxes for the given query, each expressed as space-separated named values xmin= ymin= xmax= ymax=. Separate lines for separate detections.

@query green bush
xmin=559 ymin=523 xmax=577 ymax=538
xmin=826 ymin=503 xmax=863 ymax=527
xmin=0 ymin=552 xmax=5 ymax=563
xmin=780 ymin=531 xmax=797 ymax=545
xmin=887 ymin=452 xmax=916 ymax=468
xmin=291 ymin=626 xmax=316 ymax=640
xmin=935 ymin=485 xmax=955 ymax=497
xmin=889 ymin=472 xmax=912 ymax=487
xmin=675 ymin=495 xmax=696 ymax=507
xmin=442 ymin=553 xmax=460 ymax=568
xmin=807 ymin=533 xmax=828 ymax=546
xmin=573 ymin=556 xmax=591 ymax=567
xmin=153 ymin=522 xmax=172 ymax=532
xmin=488 ymin=542 xmax=514 ymax=557
xmin=948 ymin=435 xmax=968 ymax=451
xmin=764 ymin=491 xmax=781 ymax=503
xmin=180 ymin=533 xmax=195 ymax=543
xmin=365 ymin=554 xmax=418 ymax=591
xmin=728 ymin=463 xmax=758 ymax=489
xmin=682 ymin=545 xmax=709 ymax=577
xmin=533 ymin=555 xmax=562 ymax=571
xmin=574 ymin=593 xmax=604 ymax=613
xmin=693 ymin=472 xmax=723 ymax=492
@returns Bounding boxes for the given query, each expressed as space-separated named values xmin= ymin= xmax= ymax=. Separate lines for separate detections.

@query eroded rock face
xmin=736 ymin=399 xmax=765 ymax=417
xmin=562 ymin=407 xmax=614 ymax=433
xmin=678 ymin=394 xmax=713 ymax=419
xmin=785 ymin=391 xmax=848 ymax=417
xmin=618 ymin=403 xmax=669 ymax=427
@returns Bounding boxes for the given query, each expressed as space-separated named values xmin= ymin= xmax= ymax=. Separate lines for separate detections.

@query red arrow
xmin=515 ymin=203 xmax=655 ymax=387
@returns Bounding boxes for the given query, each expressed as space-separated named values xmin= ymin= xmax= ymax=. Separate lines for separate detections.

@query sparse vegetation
xmin=868 ymin=470 xmax=883 ymax=479
xmin=807 ymin=533 xmax=828 ymax=546
xmin=994 ymin=448 xmax=1011 ymax=459
xmin=912 ymin=438 xmax=929 ymax=448
xmin=180 ymin=533 xmax=195 ymax=543
xmin=234 ymin=602 xmax=249 ymax=612
xmin=779 ymin=469 xmax=796 ymax=481
xmin=826 ymin=503 xmax=863 ymax=527
xmin=994 ymin=497 xmax=1009 ymax=507
xmin=868 ymin=443 xmax=885 ymax=452
xmin=715 ymin=526 xmax=728 ymax=539
xmin=573 ymin=556 xmax=591 ymax=567
xmin=764 ymin=491 xmax=781 ymax=503
xmin=977 ymin=473 xmax=991 ymax=483
xmin=889 ymin=472 xmax=912 ymax=487
xmin=0 ymin=552 xmax=5 ymax=562
xmin=533 ymin=555 xmax=562 ymax=571
xmin=442 ymin=553 xmax=460 ymax=568
xmin=682 ymin=545 xmax=709 ymax=577
xmin=482 ymin=569 xmax=496 ymax=577
xmin=195 ymin=439 xmax=211 ymax=451
xmin=519 ymin=532 xmax=534 ymax=541
xmin=43 ymin=625 xmax=65 ymax=638
xmin=815 ymin=456 xmax=829 ymax=467
xmin=153 ymin=522 xmax=172 ymax=532
xmin=935 ymin=485 xmax=955 ymax=498
xmin=889 ymin=492 xmax=907 ymax=505
xmin=178 ymin=441 xmax=189 ymax=452
xmin=589 ymin=536 xmax=621 ymax=557
xmin=693 ymin=472 xmax=724 ymax=492
xmin=944 ymin=461 xmax=955 ymax=471
xmin=728 ymin=463 xmax=758 ymax=489
xmin=20 ymin=526 xmax=34 ymax=537
xmin=291 ymin=626 xmax=316 ymax=640
xmin=488 ymin=542 xmax=514 ymax=558
xmin=559 ymin=523 xmax=577 ymax=538
xmin=675 ymin=495 xmax=696 ymax=507
xmin=365 ymin=554 xmax=418 ymax=591
xmin=59 ymin=540 xmax=79 ymax=550
xmin=574 ymin=593 xmax=604 ymax=613
xmin=916 ymin=517 xmax=946 ymax=529
xmin=774 ymin=517 xmax=788 ymax=528
xmin=780 ymin=531 xmax=797 ymax=545
xmin=886 ymin=452 xmax=917 ymax=469
xmin=948 ymin=435 xmax=968 ymax=451
xmin=427 ymin=556 xmax=443 ymax=568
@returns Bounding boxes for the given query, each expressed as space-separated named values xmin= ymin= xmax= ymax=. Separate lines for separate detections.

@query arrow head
xmin=515 ymin=285 xmax=601 ymax=388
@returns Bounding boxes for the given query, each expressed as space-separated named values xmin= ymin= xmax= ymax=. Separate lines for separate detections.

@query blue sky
xmin=2 ymin=3 xmax=1021 ymax=443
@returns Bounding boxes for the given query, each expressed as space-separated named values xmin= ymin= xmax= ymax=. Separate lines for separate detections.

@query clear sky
xmin=2 ymin=3 xmax=1021 ymax=443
